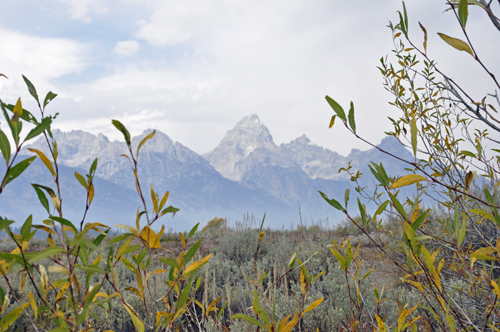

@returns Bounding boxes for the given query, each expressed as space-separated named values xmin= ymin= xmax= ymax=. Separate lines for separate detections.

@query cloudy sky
xmin=0 ymin=0 xmax=498 ymax=155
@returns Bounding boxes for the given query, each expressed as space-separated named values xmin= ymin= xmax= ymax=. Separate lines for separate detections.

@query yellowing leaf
xmin=404 ymin=279 xmax=424 ymax=293
xmin=389 ymin=174 xmax=428 ymax=189
xmin=0 ymin=303 xmax=29 ymax=332
xmin=27 ymin=148 xmax=55 ymax=177
xmin=184 ymin=254 xmax=212 ymax=275
xmin=491 ymin=280 xmax=500 ymax=298
xmin=123 ymin=302 xmax=144 ymax=332
xmin=140 ymin=226 xmax=161 ymax=249
xmin=303 ymin=298 xmax=323 ymax=315
xmin=56 ymin=282 xmax=70 ymax=300
xmin=39 ymin=265 xmax=48 ymax=293
xmin=437 ymin=33 xmax=474 ymax=56
xmin=88 ymin=182 xmax=94 ymax=205
xmin=28 ymin=292 xmax=37 ymax=320
xmin=411 ymin=117 xmax=417 ymax=156
xmin=375 ymin=314 xmax=387 ymax=332
xmin=125 ymin=287 xmax=143 ymax=299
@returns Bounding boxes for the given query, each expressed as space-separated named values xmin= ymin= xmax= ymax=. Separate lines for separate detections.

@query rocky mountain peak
xmin=203 ymin=114 xmax=279 ymax=181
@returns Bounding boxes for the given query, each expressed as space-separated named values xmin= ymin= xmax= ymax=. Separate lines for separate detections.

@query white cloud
xmin=56 ymin=0 xmax=109 ymax=23
xmin=113 ymin=40 xmax=140 ymax=56
xmin=0 ymin=27 xmax=88 ymax=103
xmin=2 ymin=0 xmax=498 ymax=156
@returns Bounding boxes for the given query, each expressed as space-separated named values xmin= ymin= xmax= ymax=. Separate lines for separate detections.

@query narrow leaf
xmin=437 ymin=33 xmax=474 ymax=56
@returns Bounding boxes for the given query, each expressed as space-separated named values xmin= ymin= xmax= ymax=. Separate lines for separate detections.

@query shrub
xmin=322 ymin=1 xmax=500 ymax=330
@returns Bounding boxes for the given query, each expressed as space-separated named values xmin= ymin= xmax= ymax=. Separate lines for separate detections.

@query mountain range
xmin=0 ymin=114 xmax=413 ymax=231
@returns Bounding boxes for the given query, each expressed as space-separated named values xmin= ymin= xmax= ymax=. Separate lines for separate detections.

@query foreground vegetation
xmin=1 ymin=0 xmax=500 ymax=331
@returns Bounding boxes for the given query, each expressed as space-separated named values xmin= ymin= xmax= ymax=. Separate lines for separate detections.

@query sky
xmin=0 ymin=0 xmax=498 ymax=156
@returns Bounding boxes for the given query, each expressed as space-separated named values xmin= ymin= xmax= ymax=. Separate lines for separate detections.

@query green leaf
xmin=75 ymin=264 xmax=105 ymax=275
xmin=231 ymin=313 xmax=266 ymax=327
xmin=348 ymin=101 xmax=356 ymax=133
xmin=319 ymin=191 xmax=344 ymax=211
xmin=411 ymin=211 xmax=428 ymax=231
xmin=29 ymin=246 xmax=65 ymax=263
xmin=373 ymin=200 xmax=390 ymax=221
xmin=22 ymin=75 xmax=39 ymax=103
xmin=43 ymin=91 xmax=57 ymax=109
xmin=25 ymin=117 xmax=52 ymax=141
xmin=109 ymin=233 xmax=133 ymax=245
xmin=188 ymin=223 xmax=199 ymax=239
xmin=160 ymin=206 xmax=179 ymax=217
xmin=137 ymin=130 xmax=155 ymax=158
xmin=389 ymin=192 xmax=407 ymax=220
xmin=411 ymin=117 xmax=417 ymax=156
xmin=111 ymin=120 xmax=131 ymax=146
xmin=50 ymin=216 xmax=78 ymax=234
xmin=31 ymin=184 xmax=50 ymax=214
xmin=0 ymin=129 xmax=10 ymax=165
xmin=437 ymin=33 xmax=474 ymax=56
xmin=89 ymin=158 xmax=98 ymax=178
xmin=325 ymin=96 xmax=347 ymax=122
xmin=458 ymin=0 xmax=468 ymax=28
xmin=159 ymin=257 xmax=181 ymax=270
xmin=253 ymin=294 xmax=270 ymax=325
xmin=20 ymin=215 xmax=32 ymax=240
xmin=177 ymin=273 xmax=196 ymax=310
xmin=344 ymin=188 xmax=350 ymax=209
xmin=357 ymin=198 xmax=367 ymax=227
xmin=184 ymin=239 xmax=201 ymax=265
xmin=74 ymin=171 xmax=88 ymax=190
xmin=0 ymin=102 xmax=16 ymax=147
xmin=3 ymin=156 xmax=37 ymax=186
xmin=91 ymin=229 xmax=109 ymax=253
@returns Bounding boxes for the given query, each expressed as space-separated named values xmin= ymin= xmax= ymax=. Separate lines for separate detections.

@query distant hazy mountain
xmin=204 ymin=114 xmax=413 ymax=215
xmin=1 ymin=115 xmax=414 ymax=230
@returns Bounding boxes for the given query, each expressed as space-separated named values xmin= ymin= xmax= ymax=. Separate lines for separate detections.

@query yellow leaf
xmin=159 ymin=191 xmax=169 ymax=211
xmin=411 ymin=203 xmax=419 ymax=223
xmin=123 ymin=302 xmax=145 ymax=332
xmin=302 ymin=298 xmax=323 ymax=315
xmin=259 ymin=231 xmax=265 ymax=242
xmin=140 ymin=226 xmax=161 ymax=249
xmin=404 ymin=279 xmax=424 ymax=293
xmin=437 ymin=33 xmax=474 ymax=56
xmin=56 ymin=282 xmax=70 ymax=300
xmin=88 ymin=182 xmax=94 ymax=205
xmin=28 ymin=292 xmax=37 ymax=320
xmin=154 ymin=269 xmax=168 ymax=274
xmin=39 ymin=265 xmax=48 ymax=293
xmin=153 ymin=225 xmax=165 ymax=248
xmin=491 ymin=280 xmax=500 ymax=298
xmin=115 ymin=224 xmax=140 ymax=237
xmin=375 ymin=314 xmax=387 ymax=332
xmin=150 ymin=184 xmax=159 ymax=214
xmin=125 ymin=287 xmax=143 ymax=299
xmin=28 ymin=148 xmax=55 ymax=177
xmin=179 ymin=232 xmax=186 ymax=249
xmin=465 ymin=171 xmax=473 ymax=190
xmin=299 ymin=269 xmax=307 ymax=295
xmin=48 ymin=265 xmax=70 ymax=276
xmin=390 ymin=174 xmax=428 ymax=189
xmin=282 ymin=311 xmax=300 ymax=332
xmin=184 ymin=254 xmax=212 ymax=275
xmin=20 ymin=274 xmax=27 ymax=295
xmin=92 ymin=254 xmax=102 ymax=266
